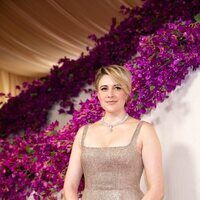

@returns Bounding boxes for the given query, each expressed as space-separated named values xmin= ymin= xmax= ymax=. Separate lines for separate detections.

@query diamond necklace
xmin=100 ymin=113 xmax=129 ymax=132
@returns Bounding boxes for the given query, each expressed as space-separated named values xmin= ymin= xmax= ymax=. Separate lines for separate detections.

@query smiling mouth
xmin=106 ymin=101 xmax=117 ymax=104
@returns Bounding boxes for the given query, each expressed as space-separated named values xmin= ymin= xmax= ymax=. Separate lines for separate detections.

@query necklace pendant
xmin=109 ymin=125 xmax=113 ymax=132
xmin=101 ymin=113 xmax=129 ymax=133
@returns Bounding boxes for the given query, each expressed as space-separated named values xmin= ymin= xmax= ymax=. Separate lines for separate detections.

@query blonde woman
xmin=63 ymin=65 xmax=164 ymax=200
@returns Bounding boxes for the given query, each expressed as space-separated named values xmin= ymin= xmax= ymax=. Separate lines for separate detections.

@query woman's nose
xmin=107 ymin=89 xmax=114 ymax=97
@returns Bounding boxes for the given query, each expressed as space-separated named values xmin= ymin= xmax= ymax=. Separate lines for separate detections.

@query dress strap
xmin=130 ymin=120 xmax=144 ymax=145
xmin=81 ymin=124 xmax=89 ymax=146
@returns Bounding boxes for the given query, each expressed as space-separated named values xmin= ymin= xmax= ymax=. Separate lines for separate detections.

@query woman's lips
xmin=106 ymin=101 xmax=117 ymax=105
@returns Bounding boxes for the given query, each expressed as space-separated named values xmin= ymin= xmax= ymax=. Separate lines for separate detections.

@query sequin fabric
xmin=81 ymin=121 xmax=144 ymax=200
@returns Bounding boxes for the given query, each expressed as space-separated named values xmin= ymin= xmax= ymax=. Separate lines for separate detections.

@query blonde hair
xmin=94 ymin=65 xmax=132 ymax=97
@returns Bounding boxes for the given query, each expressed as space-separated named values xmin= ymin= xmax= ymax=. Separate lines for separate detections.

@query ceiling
xmin=0 ymin=0 xmax=142 ymax=77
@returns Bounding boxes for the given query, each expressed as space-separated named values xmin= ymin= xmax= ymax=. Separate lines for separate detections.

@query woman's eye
xmin=100 ymin=86 xmax=121 ymax=91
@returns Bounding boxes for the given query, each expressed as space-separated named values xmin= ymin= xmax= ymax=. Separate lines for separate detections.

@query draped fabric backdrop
xmin=0 ymin=0 xmax=142 ymax=96
xmin=0 ymin=69 xmax=35 ymax=106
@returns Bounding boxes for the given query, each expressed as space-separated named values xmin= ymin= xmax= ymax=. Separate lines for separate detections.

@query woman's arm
xmin=63 ymin=126 xmax=84 ymax=200
xmin=141 ymin=122 xmax=165 ymax=200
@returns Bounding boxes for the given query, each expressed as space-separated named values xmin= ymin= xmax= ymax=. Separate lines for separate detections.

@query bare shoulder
xmin=141 ymin=120 xmax=154 ymax=131
xmin=140 ymin=120 xmax=160 ymax=144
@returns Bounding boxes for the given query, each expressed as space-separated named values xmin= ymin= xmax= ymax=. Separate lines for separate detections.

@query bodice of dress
xmin=80 ymin=120 xmax=144 ymax=200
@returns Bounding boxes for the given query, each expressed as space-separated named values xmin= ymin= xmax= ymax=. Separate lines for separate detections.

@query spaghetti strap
xmin=130 ymin=120 xmax=144 ymax=145
xmin=81 ymin=124 xmax=89 ymax=146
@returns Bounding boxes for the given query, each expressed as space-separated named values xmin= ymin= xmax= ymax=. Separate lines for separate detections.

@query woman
xmin=63 ymin=65 xmax=164 ymax=200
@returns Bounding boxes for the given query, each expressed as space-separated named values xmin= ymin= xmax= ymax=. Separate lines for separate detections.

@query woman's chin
xmin=103 ymin=106 xmax=121 ymax=113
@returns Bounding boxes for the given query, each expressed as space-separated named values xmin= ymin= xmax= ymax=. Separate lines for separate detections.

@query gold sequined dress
xmin=81 ymin=121 xmax=144 ymax=200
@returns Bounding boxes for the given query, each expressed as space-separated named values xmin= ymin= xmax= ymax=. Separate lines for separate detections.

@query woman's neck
xmin=103 ymin=110 xmax=128 ymax=124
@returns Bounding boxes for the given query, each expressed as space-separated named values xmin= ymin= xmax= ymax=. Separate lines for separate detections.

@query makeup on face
xmin=99 ymin=83 xmax=123 ymax=91
xmin=97 ymin=75 xmax=127 ymax=108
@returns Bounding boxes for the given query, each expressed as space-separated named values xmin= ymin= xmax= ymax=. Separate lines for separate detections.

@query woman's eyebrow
xmin=114 ymin=84 xmax=122 ymax=87
xmin=99 ymin=84 xmax=122 ymax=88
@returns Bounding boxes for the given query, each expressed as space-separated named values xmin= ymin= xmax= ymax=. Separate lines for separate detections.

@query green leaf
xmin=67 ymin=73 xmax=74 ymax=80
xmin=50 ymin=151 xmax=56 ymax=157
xmin=133 ymin=92 xmax=138 ymax=99
xmin=194 ymin=13 xmax=200 ymax=22
xmin=18 ymin=154 xmax=23 ymax=158
xmin=26 ymin=146 xmax=35 ymax=154
xmin=161 ymin=86 xmax=166 ymax=92
xmin=50 ymin=187 xmax=57 ymax=193
xmin=137 ymin=104 xmax=143 ymax=109
xmin=150 ymin=85 xmax=155 ymax=91
xmin=51 ymin=130 xmax=57 ymax=135
xmin=32 ymin=157 xmax=38 ymax=162
xmin=30 ymin=92 xmax=38 ymax=97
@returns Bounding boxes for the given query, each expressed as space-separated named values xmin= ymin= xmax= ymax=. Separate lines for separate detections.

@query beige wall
xmin=142 ymin=68 xmax=200 ymax=199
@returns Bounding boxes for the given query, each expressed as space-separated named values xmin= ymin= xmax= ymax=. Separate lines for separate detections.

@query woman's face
xmin=97 ymin=75 xmax=128 ymax=113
